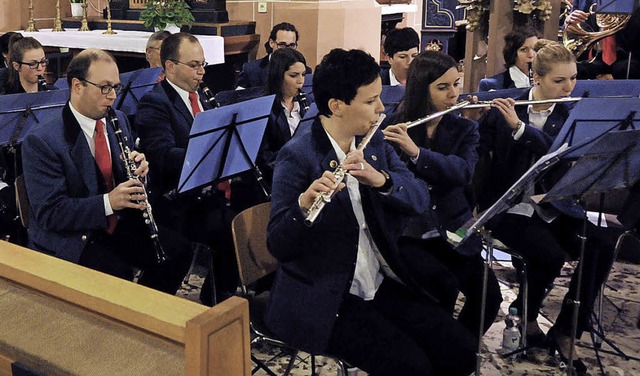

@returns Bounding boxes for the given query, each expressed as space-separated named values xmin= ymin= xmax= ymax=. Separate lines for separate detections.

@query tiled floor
xmin=178 ymin=256 xmax=640 ymax=375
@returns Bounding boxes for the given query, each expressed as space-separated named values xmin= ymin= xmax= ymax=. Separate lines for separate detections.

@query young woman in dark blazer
xmin=478 ymin=40 xmax=615 ymax=375
xmin=383 ymin=50 xmax=502 ymax=338
xmin=2 ymin=36 xmax=55 ymax=95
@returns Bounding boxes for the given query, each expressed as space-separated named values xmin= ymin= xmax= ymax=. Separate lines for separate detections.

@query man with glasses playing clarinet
xmin=136 ymin=32 xmax=238 ymax=306
xmin=21 ymin=49 xmax=192 ymax=294
xmin=235 ymin=22 xmax=312 ymax=89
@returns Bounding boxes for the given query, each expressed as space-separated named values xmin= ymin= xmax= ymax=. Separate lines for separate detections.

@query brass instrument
xmin=463 ymin=97 xmax=581 ymax=109
xmin=294 ymin=89 xmax=310 ymax=112
xmin=304 ymin=114 xmax=386 ymax=225
xmin=200 ymin=83 xmax=220 ymax=107
xmin=106 ymin=107 xmax=167 ymax=264
xmin=405 ymin=101 xmax=470 ymax=130
xmin=37 ymin=75 xmax=48 ymax=91
xmin=563 ymin=3 xmax=630 ymax=57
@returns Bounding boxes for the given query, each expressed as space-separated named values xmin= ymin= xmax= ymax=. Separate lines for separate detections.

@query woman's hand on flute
xmin=299 ymin=171 xmax=346 ymax=212
xmin=383 ymin=123 xmax=419 ymax=158
xmin=343 ymin=150 xmax=387 ymax=188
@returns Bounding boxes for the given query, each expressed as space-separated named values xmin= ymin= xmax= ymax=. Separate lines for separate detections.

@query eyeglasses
xmin=275 ymin=42 xmax=298 ymax=49
xmin=18 ymin=58 xmax=48 ymax=69
xmin=170 ymin=60 xmax=208 ymax=70
xmin=81 ymin=79 xmax=123 ymax=95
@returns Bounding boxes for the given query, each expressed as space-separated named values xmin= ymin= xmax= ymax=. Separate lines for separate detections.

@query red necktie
xmin=95 ymin=120 xmax=117 ymax=234
xmin=602 ymin=36 xmax=617 ymax=66
xmin=189 ymin=92 xmax=201 ymax=116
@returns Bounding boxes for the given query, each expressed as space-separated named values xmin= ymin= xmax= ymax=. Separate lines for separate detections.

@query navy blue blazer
xmin=22 ymin=104 xmax=132 ymax=263
xmin=478 ymin=70 xmax=514 ymax=92
xmin=135 ymin=80 xmax=214 ymax=195
xmin=379 ymin=67 xmax=391 ymax=85
xmin=265 ymin=117 xmax=430 ymax=353
xmin=476 ymin=90 xmax=581 ymax=217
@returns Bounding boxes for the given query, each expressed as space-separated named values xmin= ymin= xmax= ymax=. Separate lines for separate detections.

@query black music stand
xmin=381 ymin=85 xmax=405 ymax=116
xmin=213 ymin=86 xmax=266 ymax=107
xmin=549 ymin=97 xmax=640 ymax=158
xmin=113 ymin=67 xmax=163 ymax=117
xmin=542 ymin=130 xmax=640 ymax=375
xmin=177 ymin=94 xmax=275 ymax=198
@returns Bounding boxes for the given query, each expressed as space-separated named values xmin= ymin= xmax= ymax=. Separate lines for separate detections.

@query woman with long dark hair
xmin=383 ymin=50 xmax=502 ymax=338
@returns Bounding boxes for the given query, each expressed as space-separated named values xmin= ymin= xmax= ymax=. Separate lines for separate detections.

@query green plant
xmin=139 ymin=0 xmax=195 ymax=30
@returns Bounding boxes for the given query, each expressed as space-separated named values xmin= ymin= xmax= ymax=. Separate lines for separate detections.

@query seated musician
xmin=232 ymin=47 xmax=313 ymax=211
xmin=478 ymin=27 xmax=539 ymax=91
xmin=380 ymin=27 xmax=420 ymax=86
xmin=235 ymin=22 xmax=311 ymax=89
xmin=477 ymin=40 xmax=615 ymax=375
xmin=265 ymin=48 xmax=476 ymax=375
xmin=21 ymin=49 xmax=192 ymax=294
xmin=382 ymin=50 xmax=502 ymax=337
xmin=0 ymin=32 xmax=19 ymax=68
xmin=135 ymin=32 xmax=238 ymax=305
xmin=1 ymin=35 xmax=57 ymax=94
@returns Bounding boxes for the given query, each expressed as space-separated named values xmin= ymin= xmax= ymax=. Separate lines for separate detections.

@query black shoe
xmin=526 ymin=331 xmax=547 ymax=348
xmin=547 ymin=327 xmax=587 ymax=376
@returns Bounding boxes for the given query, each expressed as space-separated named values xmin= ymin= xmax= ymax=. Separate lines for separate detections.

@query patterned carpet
xmin=177 ymin=252 xmax=640 ymax=375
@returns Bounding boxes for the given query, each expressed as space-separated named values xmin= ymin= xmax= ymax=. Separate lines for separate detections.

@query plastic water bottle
xmin=502 ymin=307 xmax=522 ymax=355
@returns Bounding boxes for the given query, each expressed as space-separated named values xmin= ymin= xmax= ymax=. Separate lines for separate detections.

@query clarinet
xmin=200 ymin=83 xmax=220 ymax=108
xmin=294 ymin=89 xmax=310 ymax=112
xmin=106 ymin=107 xmax=167 ymax=264
xmin=37 ymin=75 xmax=48 ymax=91
xmin=528 ymin=62 xmax=534 ymax=87
xmin=304 ymin=113 xmax=386 ymax=225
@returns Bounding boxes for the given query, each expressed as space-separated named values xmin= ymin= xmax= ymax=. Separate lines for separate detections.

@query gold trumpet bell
xmin=563 ymin=13 xmax=631 ymax=58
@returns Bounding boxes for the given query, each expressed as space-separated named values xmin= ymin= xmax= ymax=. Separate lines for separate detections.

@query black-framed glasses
xmin=170 ymin=59 xmax=208 ymax=70
xmin=17 ymin=58 xmax=48 ymax=69
xmin=275 ymin=42 xmax=298 ymax=49
xmin=81 ymin=79 xmax=123 ymax=95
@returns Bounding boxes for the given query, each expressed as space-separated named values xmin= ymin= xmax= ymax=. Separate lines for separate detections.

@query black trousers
xmin=398 ymin=236 xmax=502 ymax=337
xmin=78 ymin=214 xmax=193 ymax=295
xmin=325 ymin=278 xmax=476 ymax=376
xmin=492 ymin=213 xmax=616 ymax=337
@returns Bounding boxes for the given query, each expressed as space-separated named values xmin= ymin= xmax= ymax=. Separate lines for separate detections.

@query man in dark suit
xmin=135 ymin=33 xmax=237 ymax=305
xmin=21 ymin=49 xmax=191 ymax=294
xmin=380 ymin=27 xmax=420 ymax=86
xmin=265 ymin=48 xmax=476 ymax=375
xmin=235 ymin=22 xmax=310 ymax=89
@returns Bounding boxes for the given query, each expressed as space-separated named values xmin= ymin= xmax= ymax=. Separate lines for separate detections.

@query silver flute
xmin=106 ymin=106 xmax=167 ymax=264
xmin=304 ymin=114 xmax=386 ymax=225
xmin=406 ymin=101 xmax=471 ymax=129
xmin=463 ymin=97 xmax=581 ymax=109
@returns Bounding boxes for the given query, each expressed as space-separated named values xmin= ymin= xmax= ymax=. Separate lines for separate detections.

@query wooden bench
xmin=0 ymin=241 xmax=251 ymax=376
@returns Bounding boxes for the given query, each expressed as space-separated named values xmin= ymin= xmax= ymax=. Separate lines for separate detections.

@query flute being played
xmin=463 ymin=96 xmax=581 ymax=109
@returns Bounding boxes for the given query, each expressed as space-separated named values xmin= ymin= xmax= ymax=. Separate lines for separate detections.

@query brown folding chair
xmin=231 ymin=202 xmax=347 ymax=376
xmin=14 ymin=174 xmax=29 ymax=229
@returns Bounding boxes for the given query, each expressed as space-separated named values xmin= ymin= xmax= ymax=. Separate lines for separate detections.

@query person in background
xmin=383 ymin=50 xmax=502 ymax=337
xmin=2 ymin=35 xmax=57 ymax=95
xmin=235 ymin=22 xmax=311 ymax=89
xmin=0 ymin=32 xmax=20 ymax=68
xmin=479 ymin=27 xmax=539 ymax=91
xmin=380 ymin=27 xmax=420 ymax=86
xmin=265 ymin=48 xmax=476 ymax=376
xmin=146 ymin=30 xmax=171 ymax=68
xmin=21 ymin=48 xmax=192 ymax=294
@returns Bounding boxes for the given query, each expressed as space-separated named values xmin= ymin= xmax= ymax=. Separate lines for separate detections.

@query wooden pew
xmin=0 ymin=241 xmax=251 ymax=376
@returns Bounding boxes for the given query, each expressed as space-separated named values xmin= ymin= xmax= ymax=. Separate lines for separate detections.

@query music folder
xmin=381 ymin=85 xmax=405 ymax=116
xmin=177 ymin=94 xmax=275 ymax=194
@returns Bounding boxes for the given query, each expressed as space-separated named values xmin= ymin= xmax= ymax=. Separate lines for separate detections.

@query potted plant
xmin=139 ymin=0 xmax=195 ymax=33
xmin=69 ymin=0 xmax=83 ymax=17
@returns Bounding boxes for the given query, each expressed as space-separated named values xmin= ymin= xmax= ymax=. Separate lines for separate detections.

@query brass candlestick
xmin=79 ymin=0 xmax=90 ymax=31
xmin=103 ymin=0 xmax=116 ymax=35
xmin=52 ymin=0 xmax=65 ymax=32
xmin=25 ymin=0 xmax=38 ymax=32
